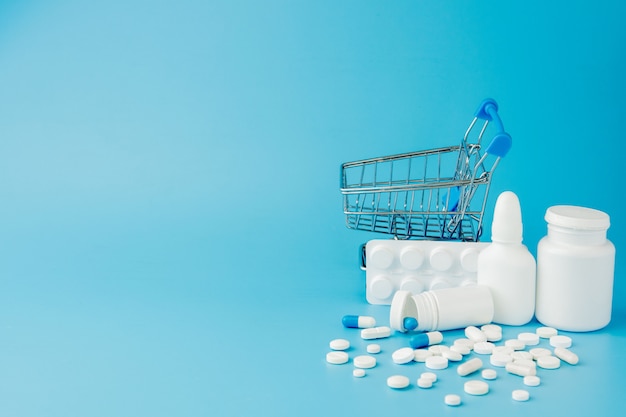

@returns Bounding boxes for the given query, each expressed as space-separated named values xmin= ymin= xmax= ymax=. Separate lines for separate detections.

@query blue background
xmin=0 ymin=1 xmax=625 ymax=416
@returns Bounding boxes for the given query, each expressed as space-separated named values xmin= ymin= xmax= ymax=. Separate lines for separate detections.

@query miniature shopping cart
xmin=340 ymin=98 xmax=512 ymax=242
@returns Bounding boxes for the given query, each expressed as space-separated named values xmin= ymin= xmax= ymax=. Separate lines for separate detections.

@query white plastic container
xmin=477 ymin=191 xmax=536 ymax=325
xmin=390 ymin=286 xmax=494 ymax=332
xmin=535 ymin=205 xmax=615 ymax=332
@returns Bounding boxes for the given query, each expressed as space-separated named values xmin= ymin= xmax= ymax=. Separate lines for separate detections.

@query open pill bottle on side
xmin=535 ymin=205 xmax=615 ymax=332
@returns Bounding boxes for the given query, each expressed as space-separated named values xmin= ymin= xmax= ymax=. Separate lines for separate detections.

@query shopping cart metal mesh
xmin=340 ymin=99 xmax=512 ymax=241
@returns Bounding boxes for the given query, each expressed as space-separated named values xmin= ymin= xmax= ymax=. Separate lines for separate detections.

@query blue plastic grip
xmin=474 ymin=98 xmax=499 ymax=121
xmin=485 ymin=132 xmax=512 ymax=158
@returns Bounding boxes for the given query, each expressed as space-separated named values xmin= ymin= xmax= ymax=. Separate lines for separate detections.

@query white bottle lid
xmin=491 ymin=191 xmax=523 ymax=243
xmin=545 ymin=205 xmax=610 ymax=230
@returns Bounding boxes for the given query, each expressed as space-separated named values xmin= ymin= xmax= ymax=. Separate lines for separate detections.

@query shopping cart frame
xmin=340 ymin=98 xmax=511 ymax=242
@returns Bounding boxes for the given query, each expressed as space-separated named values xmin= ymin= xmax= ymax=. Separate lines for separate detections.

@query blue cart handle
xmin=474 ymin=98 xmax=512 ymax=158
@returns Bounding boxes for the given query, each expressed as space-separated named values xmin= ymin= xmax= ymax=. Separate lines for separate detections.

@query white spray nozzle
xmin=491 ymin=191 xmax=523 ymax=244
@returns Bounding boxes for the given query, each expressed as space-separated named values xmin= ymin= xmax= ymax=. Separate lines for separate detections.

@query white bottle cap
xmin=545 ymin=205 xmax=610 ymax=230
xmin=491 ymin=191 xmax=523 ymax=243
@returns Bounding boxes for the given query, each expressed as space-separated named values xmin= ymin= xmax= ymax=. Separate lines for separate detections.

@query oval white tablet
xmin=387 ymin=375 xmax=410 ymax=389
xmin=554 ymin=347 xmax=579 ymax=365
xmin=366 ymin=344 xmax=381 ymax=354
xmin=445 ymin=394 xmax=461 ymax=406
xmin=353 ymin=355 xmax=377 ymax=369
xmin=329 ymin=339 xmax=350 ymax=350
xmin=392 ymin=347 xmax=416 ymax=364
xmin=537 ymin=355 xmax=561 ymax=370
xmin=426 ymin=355 xmax=449 ymax=370
xmin=326 ymin=351 xmax=349 ymax=365
xmin=512 ymin=389 xmax=530 ymax=402
xmin=464 ymin=380 xmax=489 ymax=395
xmin=550 ymin=335 xmax=572 ymax=348
xmin=361 ymin=326 xmax=392 ymax=340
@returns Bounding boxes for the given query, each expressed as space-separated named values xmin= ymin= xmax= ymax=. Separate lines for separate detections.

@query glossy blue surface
xmin=0 ymin=1 xmax=625 ymax=416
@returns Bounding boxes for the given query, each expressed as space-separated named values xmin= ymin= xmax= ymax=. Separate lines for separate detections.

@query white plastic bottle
xmin=389 ymin=286 xmax=494 ymax=332
xmin=477 ymin=191 xmax=536 ymax=325
xmin=535 ymin=205 xmax=615 ymax=331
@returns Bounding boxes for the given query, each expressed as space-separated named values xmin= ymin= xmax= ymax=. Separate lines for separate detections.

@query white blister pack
xmin=365 ymin=239 xmax=489 ymax=305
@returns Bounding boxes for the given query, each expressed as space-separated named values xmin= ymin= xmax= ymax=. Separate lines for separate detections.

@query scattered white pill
xmin=361 ymin=326 xmax=392 ymax=340
xmin=514 ymin=359 xmax=536 ymax=369
xmin=465 ymin=326 xmax=487 ymax=343
xmin=442 ymin=349 xmax=463 ymax=362
xmin=484 ymin=329 xmax=503 ymax=342
xmin=518 ymin=332 xmax=540 ymax=346
xmin=329 ymin=339 xmax=350 ymax=351
xmin=506 ymin=362 xmax=537 ymax=377
xmin=414 ymin=349 xmax=433 ymax=362
xmin=454 ymin=338 xmax=475 ymax=349
xmin=550 ymin=335 xmax=572 ymax=348
xmin=490 ymin=352 xmax=513 ymax=367
xmin=554 ymin=347 xmax=579 ymax=365
xmin=536 ymin=326 xmax=558 ymax=338
xmin=464 ymin=380 xmax=489 ymax=395
xmin=473 ymin=341 xmax=495 ymax=355
xmin=392 ymin=347 xmax=416 ymax=364
xmin=428 ymin=345 xmax=450 ymax=356
xmin=450 ymin=344 xmax=471 ymax=356
xmin=537 ymin=355 xmax=561 ymax=370
xmin=492 ymin=345 xmax=514 ymax=355
xmin=457 ymin=357 xmax=483 ymax=376
xmin=353 ymin=368 xmax=366 ymax=378
xmin=481 ymin=324 xmax=502 ymax=333
xmin=529 ymin=347 xmax=552 ymax=360
xmin=353 ymin=355 xmax=377 ymax=369
xmin=387 ymin=375 xmax=410 ymax=389
xmin=510 ymin=351 xmax=533 ymax=361
xmin=366 ymin=344 xmax=381 ymax=354
xmin=504 ymin=339 xmax=526 ymax=351
xmin=445 ymin=394 xmax=462 ymax=406
xmin=426 ymin=355 xmax=449 ymax=370
xmin=512 ymin=389 xmax=530 ymax=402
xmin=523 ymin=375 xmax=541 ymax=387
xmin=326 ymin=351 xmax=349 ymax=365
xmin=417 ymin=377 xmax=433 ymax=388
xmin=482 ymin=369 xmax=497 ymax=380
xmin=421 ymin=372 xmax=437 ymax=383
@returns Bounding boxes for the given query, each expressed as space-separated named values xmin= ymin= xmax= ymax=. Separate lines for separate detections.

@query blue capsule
xmin=342 ymin=315 xmax=376 ymax=329
xmin=410 ymin=331 xmax=444 ymax=349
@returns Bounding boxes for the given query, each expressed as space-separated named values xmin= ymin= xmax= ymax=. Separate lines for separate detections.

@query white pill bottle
xmin=535 ymin=206 xmax=615 ymax=332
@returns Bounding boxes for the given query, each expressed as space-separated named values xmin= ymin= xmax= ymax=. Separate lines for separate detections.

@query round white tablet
xmin=550 ymin=335 xmax=572 ymax=348
xmin=464 ymin=380 xmax=489 ymax=395
xmin=366 ymin=344 xmax=381 ymax=354
xmin=481 ymin=324 xmax=502 ymax=333
xmin=450 ymin=344 xmax=471 ymax=356
xmin=512 ymin=389 xmax=530 ymax=402
xmin=428 ymin=345 xmax=450 ymax=356
xmin=326 ymin=351 xmax=349 ymax=365
xmin=537 ymin=355 xmax=561 ymax=370
xmin=490 ymin=352 xmax=513 ymax=367
xmin=445 ymin=394 xmax=462 ymax=406
xmin=482 ymin=369 xmax=497 ymax=380
xmin=392 ymin=347 xmax=416 ymax=364
xmin=329 ymin=339 xmax=350 ymax=350
xmin=536 ymin=326 xmax=558 ymax=338
xmin=417 ymin=377 xmax=433 ymax=388
xmin=504 ymin=339 xmax=525 ymax=351
xmin=353 ymin=368 xmax=365 ymax=378
xmin=421 ymin=372 xmax=437 ymax=383
xmin=529 ymin=347 xmax=552 ymax=360
xmin=387 ymin=375 xmax=410 ymax=389
xmin=426 ymin=355 xmax=449 ymax=370
xmin=523 ymin=375 xmax=541 ymax=387
xmin=442 ymin=350 xmax=463 ymax=362
xmin=414 ymin=349 xmax=433 ymax=362
xmin=353 ymin=355 xmax=377 ymax=369
xmin=518 ymin=332 xmax=540 ymax=346
xmin=510 ymin=351 xmax=533 ymax=361
xmin=473 ymin=341 xmax=495 ymax=355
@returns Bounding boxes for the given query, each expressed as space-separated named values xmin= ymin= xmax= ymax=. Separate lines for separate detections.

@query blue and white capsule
xmin=409 ymin=331 xmax=444 ymax=349
xmin=342 ymin=315 xmax=376 ymax=329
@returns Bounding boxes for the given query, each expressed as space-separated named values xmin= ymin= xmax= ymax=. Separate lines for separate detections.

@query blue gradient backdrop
xmin=0 ymin=1 xmax=624 ymax=416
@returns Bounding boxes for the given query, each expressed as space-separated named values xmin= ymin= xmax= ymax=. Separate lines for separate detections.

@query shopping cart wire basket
xmin=340 ymin=98 xmax=512 ymax=241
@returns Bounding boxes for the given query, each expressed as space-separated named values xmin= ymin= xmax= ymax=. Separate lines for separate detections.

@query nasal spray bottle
xmin=477 ymin=191 xmax=536 ymax=325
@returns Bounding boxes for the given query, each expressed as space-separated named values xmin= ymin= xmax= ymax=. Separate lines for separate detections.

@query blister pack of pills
xmin=365 ymin=239 xmax=489 ymax=305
